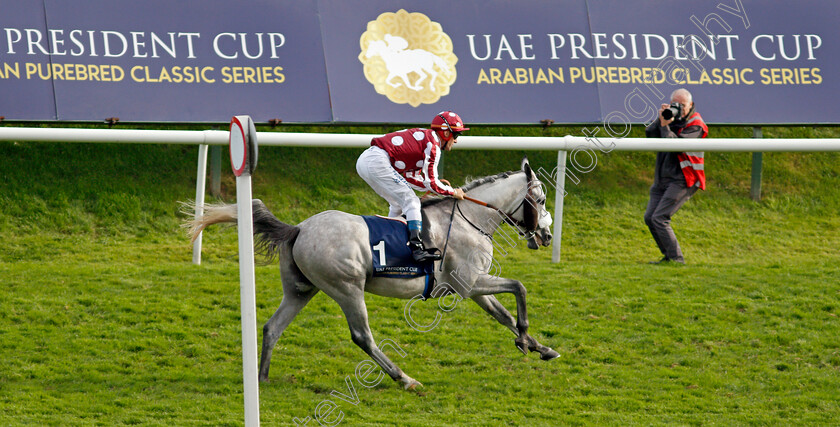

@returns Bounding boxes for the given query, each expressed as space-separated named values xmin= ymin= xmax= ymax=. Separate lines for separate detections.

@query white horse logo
xmin=365 ymin=34 xmax=450 ymax=92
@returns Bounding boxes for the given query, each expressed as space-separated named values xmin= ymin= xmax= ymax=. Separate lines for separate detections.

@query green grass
xmin=1 ymin=124 xmax=839 ymax=425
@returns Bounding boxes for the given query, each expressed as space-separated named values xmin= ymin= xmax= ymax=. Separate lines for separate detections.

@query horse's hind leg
xmin=259 ymin=260 xmax=319 ymax=382
xmin=259 ymin=286 xmax=318 ymax=382
xmin=336 ymin=291 xmax=422 ymax=390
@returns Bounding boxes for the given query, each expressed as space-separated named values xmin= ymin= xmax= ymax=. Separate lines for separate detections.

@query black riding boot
xmin=408 ymin=229 xmax=441 ymax=262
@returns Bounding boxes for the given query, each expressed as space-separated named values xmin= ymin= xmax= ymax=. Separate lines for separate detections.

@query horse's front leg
xmin=412 ymin=70 xmax=427 ymax=90
xmin=470 ymin=295 xmax=517 ymax=336
xmin=469 ymin=275 xmax=560 ymax=361
xmin=385 ymin=73 xmax=402 ymax=89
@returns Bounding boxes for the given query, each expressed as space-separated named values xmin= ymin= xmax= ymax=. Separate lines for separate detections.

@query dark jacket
xmin=645 ymin=108 xmax=707 ymax=188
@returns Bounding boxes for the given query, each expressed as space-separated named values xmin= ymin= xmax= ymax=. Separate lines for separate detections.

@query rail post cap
xmin=230 ymin=115 xmax=258 ymax=176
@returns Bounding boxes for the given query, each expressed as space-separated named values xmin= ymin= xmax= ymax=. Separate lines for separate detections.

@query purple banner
xmin=586 ymin=0 xmax=833 ymax=125
xmin=319 ymin=0 xmax=600 ymax=124
xmin=1 ymin=0 xmax=331 ymax=122
xmin=1 ymin=0 xmax=837 ymax=124
xmin=0 ymin=2 xmax=56 ymax=120
xmin=322 ymin=0 xmax=837 ymax=125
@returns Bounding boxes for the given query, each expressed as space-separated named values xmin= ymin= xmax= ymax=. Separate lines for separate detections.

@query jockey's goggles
xmin=437 ymin=114 xmax=462 ymax=138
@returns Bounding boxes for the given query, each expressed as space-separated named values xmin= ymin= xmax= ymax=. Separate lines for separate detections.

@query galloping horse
xmin=186 ymin=158 xmax=558 ymax=390
xmin=364 ymin=34 xmax=450 ymax=92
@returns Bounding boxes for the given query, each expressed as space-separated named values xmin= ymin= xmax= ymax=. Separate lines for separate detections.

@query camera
xmin=661 ymin=102 xmax=683 ymax=120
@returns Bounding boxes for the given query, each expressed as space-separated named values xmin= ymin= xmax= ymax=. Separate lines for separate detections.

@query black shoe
xmin=411 ymin=246 xmax=441 ymax=262
xmin=409 ymin=229 xmax=441 ymax=262
xmin=649 ymin=257 xmax=669 ymax=264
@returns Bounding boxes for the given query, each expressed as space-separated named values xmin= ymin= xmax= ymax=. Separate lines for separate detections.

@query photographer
xmin=644 ymin=88 xmax=708 ymax=264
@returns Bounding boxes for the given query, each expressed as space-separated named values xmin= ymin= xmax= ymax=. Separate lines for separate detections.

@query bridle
xmin=457 ymin=179 xmax=544 ymax=240
xmin=438 ymin=171 xmax=546 ymax=268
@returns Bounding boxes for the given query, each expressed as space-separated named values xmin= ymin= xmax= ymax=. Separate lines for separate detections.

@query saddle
xmin=361 ymin=215 xmax=436 ymax=299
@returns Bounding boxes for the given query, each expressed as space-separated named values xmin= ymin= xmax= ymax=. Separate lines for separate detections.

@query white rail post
xmin=552 ymin=149 xmax=567 ymax=263
xmin=211 ymin=145 xmax=222 ymax=196
xmin=230 ymin=115 xmax=260 ymax=427
xmin=192 ymin=144 xmax=209 ymax=265
xmin=751 ymin=127 xmax=764 ymax=201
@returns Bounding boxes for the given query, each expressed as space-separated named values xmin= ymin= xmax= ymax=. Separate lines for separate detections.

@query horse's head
xmin=365 ymin=40 xmax=386 ymax=58
xmin=520 ymin=157 xmax=553 ymax=250
xmin=451 ymin=158 xmax=553 ymax=250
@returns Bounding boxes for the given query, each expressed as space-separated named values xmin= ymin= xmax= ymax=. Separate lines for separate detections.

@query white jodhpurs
xmin=356 ymin=146 xmax=422 ymax=222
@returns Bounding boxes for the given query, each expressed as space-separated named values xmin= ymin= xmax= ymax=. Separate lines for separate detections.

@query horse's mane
xmin=421 ymin=170 xmax=521 ymax=208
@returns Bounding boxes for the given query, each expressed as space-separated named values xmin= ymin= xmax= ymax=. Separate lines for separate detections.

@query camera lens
xmin=662 ymin=106 xmax=680 ymax=120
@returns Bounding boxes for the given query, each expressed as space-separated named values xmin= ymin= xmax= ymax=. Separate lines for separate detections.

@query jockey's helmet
xmin=431 ymin=111 xmax=470 ymax=135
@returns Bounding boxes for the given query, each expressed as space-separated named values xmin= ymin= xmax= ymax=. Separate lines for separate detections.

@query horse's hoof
xmin=403 ymin=380 xmax=423 ymax=391
xmin=515 ymin=341 xmax=528 ymax=355
xmin=540 ymin=348 xmax=560 ymax=361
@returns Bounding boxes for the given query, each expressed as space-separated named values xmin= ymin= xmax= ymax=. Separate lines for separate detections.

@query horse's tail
xmin=181 ymin=200 xmax=237 ymax=241
xmin=181 ymin=199 xmax=300 ymax=263
xmin=251 ymin=199 xmax=301 ymax=263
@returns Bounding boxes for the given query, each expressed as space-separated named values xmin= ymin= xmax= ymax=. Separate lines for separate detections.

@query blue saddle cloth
xmin=361 ymin=215 xmax=435 ymax=298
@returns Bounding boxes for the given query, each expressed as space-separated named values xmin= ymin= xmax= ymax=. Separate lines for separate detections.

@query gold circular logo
xmin=359 ymin=9 xmax=457 ymax=107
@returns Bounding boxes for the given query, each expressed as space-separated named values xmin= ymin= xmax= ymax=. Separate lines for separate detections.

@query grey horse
xmin=186 ymin=157 xmax=559 ymax=390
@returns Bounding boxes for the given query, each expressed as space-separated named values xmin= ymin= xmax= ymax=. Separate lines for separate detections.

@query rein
xmin=438 ymin=198 xmax=459 ymax=271
xmin=460 ymin=195 xmax=537 ymax=239
xmin=456 ymin=202 xmax=492 ymax=238
xmin=436 ymin=169 xmax=544 ymax=265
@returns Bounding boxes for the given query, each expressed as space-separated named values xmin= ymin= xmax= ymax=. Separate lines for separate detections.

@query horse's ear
xmin=521 ymin=156 xmax=532 ymax=178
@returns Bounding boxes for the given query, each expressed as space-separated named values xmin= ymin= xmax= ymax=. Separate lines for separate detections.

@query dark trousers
xmin=644 ymin=181 xmax=697 ymax=261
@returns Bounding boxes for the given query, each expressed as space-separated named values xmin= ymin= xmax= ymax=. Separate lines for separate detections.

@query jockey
xmin=356 ymin=111 xmax=468 ymax=262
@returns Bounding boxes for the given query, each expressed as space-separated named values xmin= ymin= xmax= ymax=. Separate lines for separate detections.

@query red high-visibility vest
xmin=676 ymin=112 xmax=708 ymax=190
